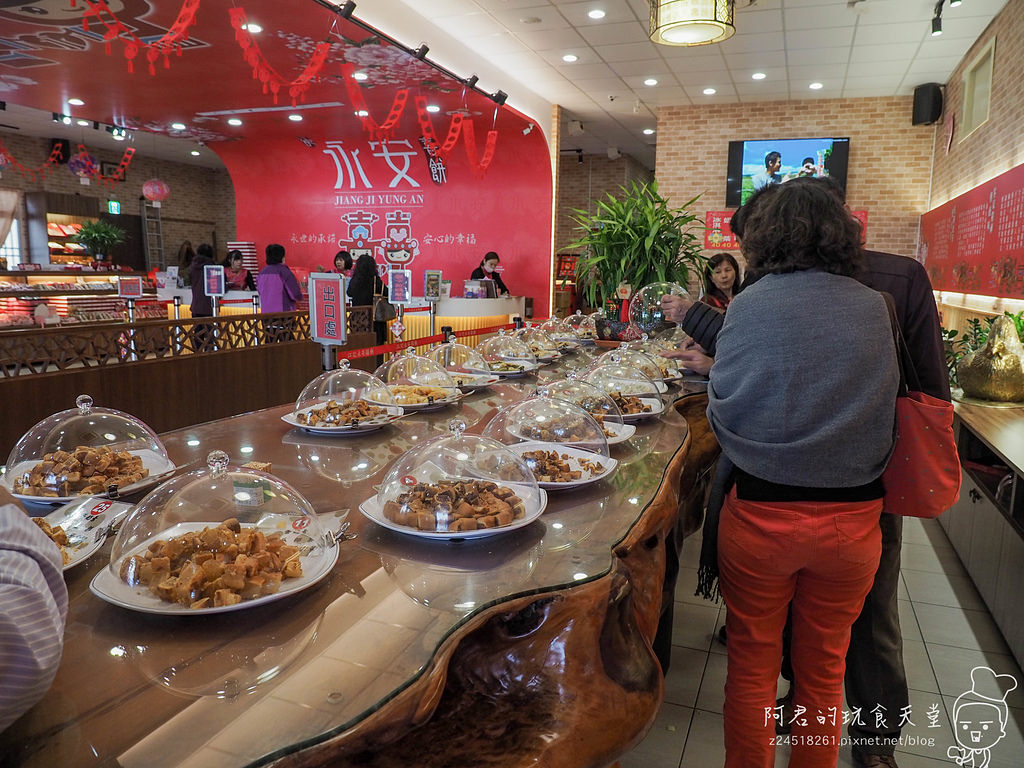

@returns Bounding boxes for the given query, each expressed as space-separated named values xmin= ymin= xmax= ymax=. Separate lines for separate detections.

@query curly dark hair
xmin=739 ymin=181 xmax=862 ymax=277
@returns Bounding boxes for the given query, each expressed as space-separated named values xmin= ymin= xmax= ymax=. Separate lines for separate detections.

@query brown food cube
xmin=190 ymin=597 xmax=211 ymax=610
xmin=213 ymin=589 xmax=242 ymax=607
xmin=478 ymin=515 xmax=498 ymax=528
xmin=496 ymin=509 xmax=515 ymax=526
xmin=416 ymin=512 xmax=437 ymax=531
xmin=451 ymin=517 xmax=478 ymax=532
xmin=382 ymin=500 xmax=401 ymax=521
xmin=282 ymin=558 xmax=302 ymax=579
xmin=241 ymin=461 xmax=272 ymax=473
xmin=262 ymin=572 xmax=283 ymax=594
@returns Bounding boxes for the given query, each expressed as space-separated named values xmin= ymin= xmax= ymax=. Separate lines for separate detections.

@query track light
xmin=949 ymin=0 xmax=961 ymax=6
xmin=465 ymin=74 xmax=479 ymax=89
xmin=338 ymin=0 xmax=356 ymax=18
xmin=931 ymin=15 xmax=942 ymax=35
xmin=414 ymin=44 xmax=429 ymax=60
xmin=491 ymin=90 xmax=508 ymax=106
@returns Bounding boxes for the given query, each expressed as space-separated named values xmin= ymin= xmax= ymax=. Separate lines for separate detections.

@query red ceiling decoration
xmin=80 ymin=0 xmax=200 ymax=75
xmin=340 ymin=63 xmax=409 ymax=140
xmin=415 ymin=95 xmax=463 ymax=160
xmin=461 ymin=119 xmax=499 ymax=179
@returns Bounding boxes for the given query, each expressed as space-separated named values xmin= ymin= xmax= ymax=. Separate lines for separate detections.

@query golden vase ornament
xmin=957 ymin=316 xmax=1024 ymax=402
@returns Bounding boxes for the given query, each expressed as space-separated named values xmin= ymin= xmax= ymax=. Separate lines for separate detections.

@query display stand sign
xmin=203 ymin=265 xmax=226 ymax=297
xmin=388 ymin=268 xmax=412 ymax=305
xmin=117 ymin=276 xmax=144 ymax=298
xmin=424 ymin=270 xmax=443 ymax=302
xmin=308 ymin=272 xmax=347 ymax=345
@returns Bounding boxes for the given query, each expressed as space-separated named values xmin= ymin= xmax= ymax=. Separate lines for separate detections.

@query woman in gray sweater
xmin=709 ymin=181 xmax=898 ymax=768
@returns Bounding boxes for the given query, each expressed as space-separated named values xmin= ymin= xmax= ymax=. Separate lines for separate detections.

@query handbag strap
xmin=882 ymin=292 xmax=922 ymax=396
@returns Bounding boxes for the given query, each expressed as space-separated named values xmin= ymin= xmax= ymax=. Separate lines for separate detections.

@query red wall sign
xmin=919 ymin=162 xmax=1024 ymax=297
xmin=309 ymin=272 xmax=346 ymax=344
xmin=704 ymin=211 xmax=739 ymax=250
xmin=213 ymin=109 xmax=553 ymax=314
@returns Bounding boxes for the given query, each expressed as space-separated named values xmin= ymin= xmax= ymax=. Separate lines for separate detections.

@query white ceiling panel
xmin=841 ymin=75 xmax=906 ymax=91
xmin=733 ymin=8 xmax=785 ymax=34
xmin=578 ymin=21 xmax=651 ymax=46
xmin=852 ymin=22 xmax=927 ymax=46
xmin=558 ymin=0 xmax=639 ymax=25
xmin=787 ymin=63 xmax=849 ymax=80
xmin=781 ymin=5 xmax=861 ymax=30
xmin=723 ymin=51 xmax=788 ymax=70
xmin=610 ymin=60 xmax=673 ymax=77
xmin=785 ymin=47 xmax=852 ymax=66
xmin=849 ymin=42 xmax=921 ymax=63
xmin=719 ymin=32 xmax=788 ymax=55
xmin=513 ymin=27 xmax=588 ymax=50
xmin=491 ymin=6 xmax=570 ymax=31
xmin=596 ymin=42 xmax=664 ymax=62
xmin=785 ymin=27 xmax=855 ymax=50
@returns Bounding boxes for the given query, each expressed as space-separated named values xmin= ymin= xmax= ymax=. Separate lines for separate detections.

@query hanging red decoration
xmin=461 ymin=119 xmax=499 ymax=179
xmin=79 ymin=0 xmax=199 ymax=75
xmin=229 ymin=8 xmax=330 ymax=107
xmin=142 ymin=179 xmax=171 ymax=202
xmin=0 ymin=139 xmax=63 ymax=182
xmin=414 ymin=95 xmax=463 ymax=159
xmin=68 ymin=151 xmax=100 ymax=179
xmin=340 ymin=63 xmax=409 ymax=141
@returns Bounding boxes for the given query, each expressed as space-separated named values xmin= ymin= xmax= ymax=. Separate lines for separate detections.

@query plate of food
xmin=611 ymin=394 xmax=665 ymax=423
xmin=3 ymin=447 xmax=177 ymax=504
xmin=360 ymin=481 xmax=548 ymax=540
xmin=602 ymin=421 xmax=637 ymax=445
xmin=448 ymin=372 xmax=501 ymax=391
xmin=507 ymin=442 xmax=618 ymax=490
xmin=366 ymin=385 xmax=463 ymax=411
xmin=281 ymin=400 xmax=404 ymax=435
xmin=32 ymin=496 xmax=135 ymax=571
xmin=89 ymin=519 xmax=339 ymax=614
xmin=466 ymin=361 xmax=539 ymax=378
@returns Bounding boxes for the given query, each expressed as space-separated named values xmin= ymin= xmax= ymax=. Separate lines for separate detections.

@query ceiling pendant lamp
xmin=649 ymin=0 xmax=736 ymax=46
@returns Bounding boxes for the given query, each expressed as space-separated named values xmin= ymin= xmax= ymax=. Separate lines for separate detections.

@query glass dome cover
xmin=373 ymin=420 xmax=545 ymax=535
xmin=4 ymin=394 xmax=173 ymax=500
xmin=584 ymin=359 xmax=661 ymax=403
xmin=628 ymin=282 xmax=688 ymax=335
xmin=373 ymin=349 xmax=460 ymax=405
xmin=597 ymin=348 xmax=665 ymax=382
xmin=476 ymin=329 xmax=537 ymax=373
xmin=290 ymin=360 xmax=399 ymax=427
xmin=481 ymin=396 xmax=610 ymax=458
xmin=99 ymin=450 xmax=336 ymax=612
xmin=563 ymin=310 xmax=598 ymax=340
xmin=538 ymin=377 xmax=625 ymax=426
xmin=537 ymin=316 xmax=577 ymax=343
xmin=428 ymin=335 xmax=488 ymax=375
xmin=514 ymin=325 xmax=560 ymax=360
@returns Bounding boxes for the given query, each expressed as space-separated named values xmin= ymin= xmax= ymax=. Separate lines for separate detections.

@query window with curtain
xmin=0 ymin=188 xmax=21 ymax=266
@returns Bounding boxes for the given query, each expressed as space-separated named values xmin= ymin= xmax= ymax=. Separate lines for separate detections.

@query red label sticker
xmin=400 ymin=475 xmax=418 ymax=486
xmin=292 ymin=518 xmax=311 ymax=531
xmin=89 ymin=501 xmax=114 ymax=516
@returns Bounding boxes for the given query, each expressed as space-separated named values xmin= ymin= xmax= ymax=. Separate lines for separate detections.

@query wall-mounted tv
xmin=725 ymin=137 xmax=850 ymax=208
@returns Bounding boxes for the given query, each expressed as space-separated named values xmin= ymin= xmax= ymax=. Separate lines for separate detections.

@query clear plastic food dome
xmin=654 ymin=325 xmax=690 ymax=349
xmin=370 ymin=420 xmax=545 ymax=536
xmin=628 ymin=282 xmax=688 ymax=335
xmin=583 ymin=361 xmax=663 ymax=419
xmin=598 ymin=349 xmax=665 ymax=383
xmin=538 ymin=317 xmax=577 ymax=344
xmin=373 ymin=348 xmax=460 ymax=407
xmin=564 ymin=310 xmax=598 ymax=340
xmin=95 ymin=450 xmax=336 ymax=613
xmin=476 ymin=329 xmax=538 ymax=375
xmin=514 ymin=325 xmax=560 ymax=361
xmin=482 ymin=396 xmax=610 ymax=457
xmin=3 ymin=394 xmax=173 ymax=501
xmin=288 ymin=360 xmax=400 ymax=430
xmin=428 ymin=334 xmax=488 ymax=374
xmin=538 ymin=377 xmax=625 ymax=425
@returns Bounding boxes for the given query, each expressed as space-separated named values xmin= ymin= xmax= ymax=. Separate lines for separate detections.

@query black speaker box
xmin=49 ymin=138 xmax=69 ymax=164
xmin=912 ymin=83 xmax=943 ymax=126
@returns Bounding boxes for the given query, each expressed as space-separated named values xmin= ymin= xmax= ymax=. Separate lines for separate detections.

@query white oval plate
xmin=90 ymin=522 xmax=339 ymax=615
xmin=617 ymin=397 xmax=666 ymax=423
xmin=359 ymin=489 xmax=548 ymax=540
xmin=448 ymin=372 xmax=501 ymax=390
xmin=34 ymin=497 xmax=135 ymax=571
xmin=465 ymin=363 xmax=540 ymax=378
xmin=365 ymin=389 xmax=464 ymax=412
xmin=603 ymin=421 xmax=637 ymax=445
xmin=281 ymin=404 xmax=404 ymax=435
xmin=4 ymin=449 xmax=177 ymax=505
xmin=507 ymin=441 xmax=618 ymax=490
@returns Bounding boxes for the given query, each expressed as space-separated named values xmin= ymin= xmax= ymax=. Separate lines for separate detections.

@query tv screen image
xmin=725 ymin=137 xmax=850 ymax=207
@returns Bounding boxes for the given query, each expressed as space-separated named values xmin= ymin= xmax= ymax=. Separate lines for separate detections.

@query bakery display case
xmin=0 ymin=269 xmax=157 ymax=327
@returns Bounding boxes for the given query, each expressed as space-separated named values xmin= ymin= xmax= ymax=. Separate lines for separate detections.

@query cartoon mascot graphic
xmin=947 ymin=666 xmax=1018 ymax=767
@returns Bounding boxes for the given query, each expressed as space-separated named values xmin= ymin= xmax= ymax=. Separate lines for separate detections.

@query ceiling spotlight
xmin=426 ymin=104 xmax=440 ymax=113
xmin=227 ymin=118 xmax=242 ymax=126
xmin=242 ymin=22 xmax=262 ymax=34
xmin=61 ymin=115 xmax=72 ymax=125
xmin=644 ymin=78 xmax=658 ymax=86
xmin=522 ymin=123 xmax=534 ymax=135
xmin=68 ymin=98 xmax=85 ymax=106
xmin=338 ymin=0 xmax=356 ymax=18
xmin=562 ymin=53 xmax=579 ymax=62
xmin=577 ymin=149 xmax=583 ymax=165
xmin=288 ymin=114 xmax=303 ymax=121
xmin=588 ymin=9 xmax=606 ymax=19
xmin=752 ymin=72 xmax=766 ymax=80
xmin=643 ymin=128 xmax=655 ymax=135
xmin=76 ymin=119 xmax=90 ymax=126
xmin=703 ymin=87 xmax=716 ymax=95
xmin=492 ymin=90 xmax=508 ymax=106
xmin=355 ymin=109 xmax=369 ymax=117
xmin=414 ymin=44 xmax=429 ymax=60
xmin=949 ymin=0 xmax=961 ymax=7
xmin=353 ymin=71 xmax=368 ymax=81
xmin=465 ymin=74 xmax=479 ymax=89
xmin=190 ymin=150 xmax=200 ymax=156
xmin=171 ymin=122 xmax=186 ymax=130
xmin=52 ymin=112 xmax=60 ymax=122
xmin=809 ymin=81 xmax=824 ymax=90
xmin=931 ymin=15 xmax=942 ymax=35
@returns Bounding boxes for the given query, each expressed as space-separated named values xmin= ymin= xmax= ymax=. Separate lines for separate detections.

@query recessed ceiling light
xmin=171 ymin=122 xmax=186 ymax=130
xmin=562 ymin=53 xmax=579 ymax=63
xmin=588 ymin=9 xmax=606 ymax=19
xmin=190 ymin=150 xmax=200 ymax=156
xmin=752 ymin=72 xmax=766 ymax=80
xmin=643 ymin=128 xmax=655 ymax=135
xmin=352 ymin=71 xmax=368 ymax=81
xmin=355 ymin=110 xmax=369 ymax=117
xmin=426 ymin=105 xmax=440 ymax=113
xmin=809 ymin=82 xmax=824 ymax=90
xmin=242 ymin=22 xmax=262 ymax=34
xmin=288 ymin=114 xmax=303 ymax=121
xmin=61 ymin=115 xmax=72 ymax=125
xmin=226 ymin=118 xmax=242 ymax=126
xmin=76 ymin=119 xmax=90 ymax=126
xmin=68 ymin=98 xmax=85 ymax=106
xmin=703 ymin=87 xmax=716 ymax=95
xmin=520 ymin=16 xmax=542 ymax=24
xmin=112 ymin=133 xmax=125 ymax=141
xmin=644 ymin=78 xmax=658 ymax=86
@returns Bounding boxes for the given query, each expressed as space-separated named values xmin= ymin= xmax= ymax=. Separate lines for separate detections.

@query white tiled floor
xmin=619 ymin=517 xmax=1024 ymax=768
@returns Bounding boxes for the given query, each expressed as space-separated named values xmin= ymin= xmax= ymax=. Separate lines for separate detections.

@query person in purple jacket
xmin=257 ymin=243 xmax=302 ymax=313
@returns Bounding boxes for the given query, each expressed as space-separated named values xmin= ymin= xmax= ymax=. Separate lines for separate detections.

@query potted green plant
xmin=568 ymin=180 xmax=705 ymax=318
xmin=72 ymin=219 xmax=126 ymax=260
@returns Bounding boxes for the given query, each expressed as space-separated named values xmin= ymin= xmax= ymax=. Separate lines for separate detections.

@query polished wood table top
xmin=3 ymin=353 xmax=710 ymax=768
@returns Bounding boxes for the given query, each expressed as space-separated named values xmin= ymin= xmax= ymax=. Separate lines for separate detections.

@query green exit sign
xmin=107 ymin=200 xmax=121 ymax=215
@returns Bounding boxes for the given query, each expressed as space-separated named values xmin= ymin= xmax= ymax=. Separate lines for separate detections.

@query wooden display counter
xmin=1 ymin=357 xmax=718 ymax=768
xmin=942 ymin=401 xmax=1024 ymax=667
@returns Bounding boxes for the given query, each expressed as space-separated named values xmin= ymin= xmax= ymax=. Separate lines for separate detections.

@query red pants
xmin=719 ymin=490 xmax=882 ymax=768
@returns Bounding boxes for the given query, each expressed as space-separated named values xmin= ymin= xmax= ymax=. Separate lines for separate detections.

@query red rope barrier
xmin=341 ymin=322 xmax=516 ymax=359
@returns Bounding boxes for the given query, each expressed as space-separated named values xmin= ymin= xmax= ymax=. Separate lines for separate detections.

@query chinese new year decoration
xmin=461 ymin=119 xmax=499 ymax=179
xmin=340 ymin=63 xmax=409 ymax=141
xmin=0 ymin=139 xmax=64 ymax=181
xmin=229 ymin=7 xmax=330 ymax=106
xmin=78 ymin=0 xmax=200 ymax=75
xmin=142 ymin=179 xmax=171 ymax=202
xmin=414 ymin=95 xmax=462 ymax=159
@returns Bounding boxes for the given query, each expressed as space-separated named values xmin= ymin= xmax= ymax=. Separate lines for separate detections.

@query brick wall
xmin=930 ymin=0 xmax=1024 ymax=208
xmin=654 ymin=97 xmax=934 ymax=262
xmin=0 ymin=131 xmax=236 ymax=265
xmin=555 ymin=152 xmax=653 ymax=254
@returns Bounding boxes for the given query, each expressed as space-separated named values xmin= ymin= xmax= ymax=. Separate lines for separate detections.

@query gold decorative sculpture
xmin=957 ymin=316 xmax=1024 ymax=402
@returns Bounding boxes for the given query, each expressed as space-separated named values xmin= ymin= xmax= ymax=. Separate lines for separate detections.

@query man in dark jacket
xmin=660 ymin=177 xmax=949 ymax=768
